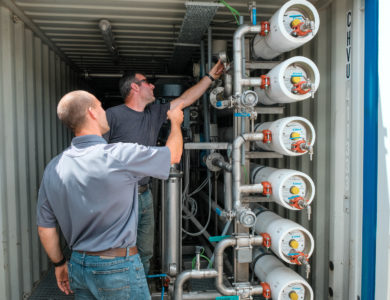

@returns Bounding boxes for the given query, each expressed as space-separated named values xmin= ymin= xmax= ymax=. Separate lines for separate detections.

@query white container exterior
xmin=254 ymin=210 xmax=315 ymax=263
xmin=254 ymin=254 xmax=314 ymax=300
xmin=255 ymin=56 xmax=320 ymax=105
xmin=252 ymin=0 xmax=320 ymax=59
xmin=254 ymin=116 xmax=316 ymax=156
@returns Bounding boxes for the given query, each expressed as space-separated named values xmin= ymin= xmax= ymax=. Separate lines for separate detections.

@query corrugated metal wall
xmin=0 ymin=5 xmax=81 ymax=299
xmin=0 ymin=0 xmax=367 ymax=299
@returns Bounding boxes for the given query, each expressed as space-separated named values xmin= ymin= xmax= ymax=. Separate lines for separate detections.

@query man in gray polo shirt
xmin=36 ymin=90 xmax=183 ymax=299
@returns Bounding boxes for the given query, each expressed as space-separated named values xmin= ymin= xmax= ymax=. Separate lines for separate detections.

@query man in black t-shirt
xmin=104 ymin=61 xmax=224 ymax=275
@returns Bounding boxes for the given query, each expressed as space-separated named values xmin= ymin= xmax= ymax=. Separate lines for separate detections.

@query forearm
xmin=171 ymin=76 xmax=212 ymax=109
xmin=38 ymin=226 xmax=63 ymax=263
xmin=166 ymin=123 xmax=183 ymax=164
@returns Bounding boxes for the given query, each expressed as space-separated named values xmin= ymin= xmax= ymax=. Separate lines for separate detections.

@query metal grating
xmin=28 ymin=268 xmax=74 ymax=300
xmin=169 ymin=2 xmax=222 ymax=73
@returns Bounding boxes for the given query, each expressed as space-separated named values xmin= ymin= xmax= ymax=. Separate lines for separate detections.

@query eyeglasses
xmin=135 ymin=78 xmax=149 ymax=85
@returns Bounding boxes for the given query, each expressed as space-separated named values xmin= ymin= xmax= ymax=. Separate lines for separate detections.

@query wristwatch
xmin=53 ymin=256 xmax=67 ymax=267
xmin=205 ymin=73 xmax=215 ymax=82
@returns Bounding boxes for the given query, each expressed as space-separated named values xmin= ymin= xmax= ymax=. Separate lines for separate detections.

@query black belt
xmin=138 ymin=184 xmax=149 ymax=194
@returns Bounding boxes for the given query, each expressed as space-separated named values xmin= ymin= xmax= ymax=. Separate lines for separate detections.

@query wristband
xmin=53 ymin=256 xmax=67 ymax=267
xmin=205 ymin=73 xmax=215 ymax=82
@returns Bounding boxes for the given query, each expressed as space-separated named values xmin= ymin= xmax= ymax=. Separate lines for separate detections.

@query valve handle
xmin=292 ymin=80 xmax=311 ymax=95
xmin=260 ymin=21 xmax=270 ymax=36
xmin=291 ymin=21 xmax=313 ymax=37
xmin=260 ymin=232 xmax=272 ymax=249
xmin=260 ymin=75 xmax=270 ymax=89
xmin=261 ymin=181 xmax=272 ymax=196
xmin=288 ymin=251 xmax=309 ymax=265
xmin=291 ymin=140 xmax=308 ymax=153
xmin=262 ymin=129 xmax=272 ymax=144
xmin=289 ymin=196 xmax=307 ymax=209
xmin=260 ymin=282 xmax=272 ymax=299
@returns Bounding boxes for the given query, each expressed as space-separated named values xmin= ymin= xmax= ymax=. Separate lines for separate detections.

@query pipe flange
xmin=205 ymin=152 xmax=224 ymax=172
xmin=240 ymin=90 xmax=258 ymax=108
xmin=238 ymin=209 xmax=257 ymax=228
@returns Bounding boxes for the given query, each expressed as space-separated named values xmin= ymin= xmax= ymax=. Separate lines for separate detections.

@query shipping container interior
xmin=0 ymin=0 xmax=387 ymax=299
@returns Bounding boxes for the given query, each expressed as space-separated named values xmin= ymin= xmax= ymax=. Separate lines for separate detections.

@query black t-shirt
xmin=103 ymin=103 xmax=170 ymax=185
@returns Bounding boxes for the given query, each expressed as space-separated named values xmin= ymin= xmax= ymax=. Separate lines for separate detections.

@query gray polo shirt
xmin=36 ymin=135 xmax=171 ymax=251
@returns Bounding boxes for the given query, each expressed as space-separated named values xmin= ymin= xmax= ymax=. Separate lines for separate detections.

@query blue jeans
xmin=137 ymin=188 xmax=154 ymax=275
xmin=68 ymin=250 xmax=150 ymax=300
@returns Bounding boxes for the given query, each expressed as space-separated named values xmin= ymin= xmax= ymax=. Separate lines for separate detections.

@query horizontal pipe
xmin=184 ymin=143 xmax=229 ymax=150
xmin=174 ymin=269 xmax=218 ymax=299
xmin=182 ymin=291 xmax=223 ymax=299
xmin=232 ymin=133 xmax=264 ymax=211
xmin=240 ymin=184 xmax=263 ymax=194
xmin=233 ymin=24 xmax=261 ymax=95
xmin=240 ymin=77 xmax=262 ymax=87
xmin=84 ymin=73 xmax=192 ymax=79
xmin=212 ymin=158 xmax=232 ymax=172
xmin=215 ymin=236 xmax=264 ymax=296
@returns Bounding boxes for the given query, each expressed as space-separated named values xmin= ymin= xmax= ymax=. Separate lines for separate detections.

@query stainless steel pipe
xmin=232 ymin=133 xmax=263 ymax=211
xmin=174 ymin=269 xmax=218 ymax=300
xmin=233 ymin=25 xmax=261 ymax=96
xmin=214 ymin=236 xmax=264 ymax=296
xmin=161 ymin=166 xmax=182 ymax=276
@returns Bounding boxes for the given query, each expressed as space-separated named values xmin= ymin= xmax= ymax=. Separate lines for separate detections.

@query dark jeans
xmin=136 ymin=188 xmax=154 ymax=275
xmin=68 ymin=250 xmax=150 ymax=299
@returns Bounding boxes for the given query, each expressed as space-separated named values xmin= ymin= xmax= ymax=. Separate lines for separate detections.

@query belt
xmin=138 ymin=184 xmax=149 ymax=194
xmin=76 ymin=246 xmax=137 ymax=257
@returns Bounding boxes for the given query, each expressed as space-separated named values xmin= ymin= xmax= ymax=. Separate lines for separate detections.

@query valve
xmin=291 ymin=141 xmax=314 ymax=160
xmin=261 ymin=181 xmax=272 ymax=197
xmin=288 ymin=251 xmax=311 ymax=278
xmin=262 ymin=129 xmax=272 ymax=144
xmin=260 ymin=282 xmax=272 ymax=299
xmin=292 ymin=80 xmax=312 ymax=95
xmin=260 ymin=75 xmax=270 ymax=89
xmin=289 ymin=196 xmax=307 ymax=209
xmin=260 ymin=233 xmax=271 ymax=250
xmin=291 ymin=18 xmax=313 ymax=37
xmin=291 ymin=140 xmax=308 ymax=154
xmin=288 ymin=251 xmax=308 ymax=265
xmin=260 ymin=21 xmax=270 ymax=36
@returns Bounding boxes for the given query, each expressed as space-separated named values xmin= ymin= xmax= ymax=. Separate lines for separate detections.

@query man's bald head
xmin=57 ymin=90 xmax=97 ymax=131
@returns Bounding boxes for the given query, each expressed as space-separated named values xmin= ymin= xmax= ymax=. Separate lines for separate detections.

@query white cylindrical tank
xmin=254 ymin=253 xmax=314 ymax=300
xmin=251 ymin=165 xmax=315 ymax=210
xmin=253 ymin=0 xmax=320 ymax=59
xmin=254 ymin=209 xmax=314 ymax=263
xmin=255 ymin=56 xmax=320 ymax=105
xmin=254 ymin=117 xmax=316 ymax=156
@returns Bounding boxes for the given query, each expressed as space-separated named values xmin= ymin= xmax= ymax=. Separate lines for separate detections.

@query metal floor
xmin=28 ymin=267 xmax=74 ymax=300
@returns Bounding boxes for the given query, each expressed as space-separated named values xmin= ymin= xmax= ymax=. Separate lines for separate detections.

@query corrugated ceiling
xmin=11 ymin=0 xmax=291 ymax=75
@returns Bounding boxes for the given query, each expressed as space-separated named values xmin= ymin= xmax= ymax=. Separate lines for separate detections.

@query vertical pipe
xmin=200 ymin=40 xmax=210 ymax=142
xmin=162 ymin=166 xmax=182 ymax=276
xmin=239 ymin=16 xmax=246 ymax=166
xmin=361 ymin=0 xmax=378 ymax=299
xmin=224 ymin=170 xmax=232 ymax=211
xmin=208 ymin=26 xmax=212 ymax=73
xmin=208 ymin=27 xmax=217 ymax=124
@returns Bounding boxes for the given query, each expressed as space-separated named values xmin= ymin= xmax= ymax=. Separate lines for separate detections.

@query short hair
xmin=57 ymin=90 xmax=97 ymax=131
xmin=119 ymin=71 xmax=146 ymax=99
